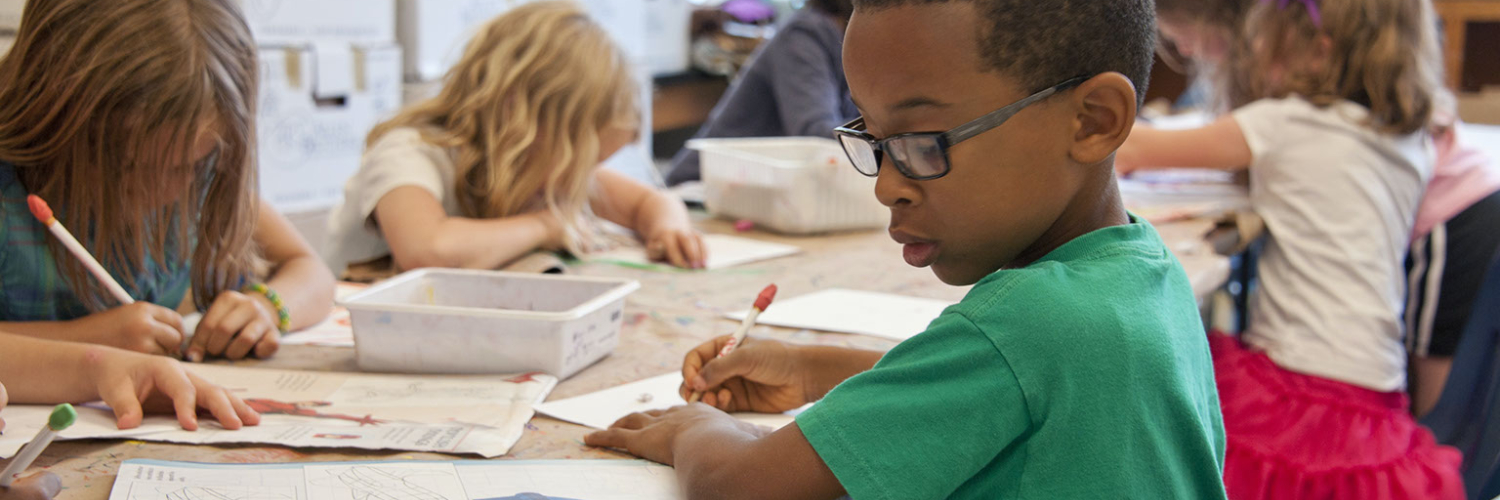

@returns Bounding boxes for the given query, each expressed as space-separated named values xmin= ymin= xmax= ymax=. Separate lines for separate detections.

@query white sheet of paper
xmin=0 ymin=365 xmax=557 ymax=458
xmin=589 ymin=234 xmax=800 ymax=270
xmin=109 ymin=458 xmax=680 ymax=500
xmin=727 ymin=288 xmax=954 ymax=341
xmin=535 ymin=373 xmax=805 ymax=431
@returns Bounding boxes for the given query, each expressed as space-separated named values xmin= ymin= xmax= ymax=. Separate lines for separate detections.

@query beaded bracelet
xmin=243 ymin=283 xmax=291 ymax=333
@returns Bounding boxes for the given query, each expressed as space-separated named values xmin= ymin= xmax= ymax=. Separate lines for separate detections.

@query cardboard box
xmin=402 ymin=80 xmax=443 ymax=104
xmin=644 ymin=0 xmax=692 ymax=76
xmin=240 ymin=0 xmax=395 ymax=45
xmin=0 ymin=0 xmax=20 ymax=32
xmin=0 ymin=0 xmax=395 ymax=45
xmin=1458 ymin=89 xmax=1500 ymax=126
xmin=397 ymin=0 xmax=522 ymax=81
xmin=256 ymin=44 xmax=403 ymax=213
xmin=397 ymin=0 xmax=646 ymax=81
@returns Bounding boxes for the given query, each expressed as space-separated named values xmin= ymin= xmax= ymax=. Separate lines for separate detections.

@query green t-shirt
xmin=796 ymin=217 xmax=1227 ymax=500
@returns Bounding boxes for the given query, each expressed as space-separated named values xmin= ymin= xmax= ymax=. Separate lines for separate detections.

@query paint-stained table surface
xmin=12 ymin=216 xmax=1229 ymax=499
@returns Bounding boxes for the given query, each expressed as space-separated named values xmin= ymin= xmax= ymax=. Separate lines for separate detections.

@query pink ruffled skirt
xmin=1209 ymin=333 xmax=1465 ymax=500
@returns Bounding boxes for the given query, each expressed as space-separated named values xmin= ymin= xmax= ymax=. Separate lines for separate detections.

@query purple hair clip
xmin=1263 ymin=0 xmax=1323 ymax=27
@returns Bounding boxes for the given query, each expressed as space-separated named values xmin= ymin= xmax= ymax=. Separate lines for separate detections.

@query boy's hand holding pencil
xmin=679 ymin=335 xmax=813 ymax=413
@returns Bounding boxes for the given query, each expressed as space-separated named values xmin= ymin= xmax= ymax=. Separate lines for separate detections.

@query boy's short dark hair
xmin=851 ymin=0 xmax=1156 ymax=104
xmin=807 ymin=0 xmax=855 ymax=20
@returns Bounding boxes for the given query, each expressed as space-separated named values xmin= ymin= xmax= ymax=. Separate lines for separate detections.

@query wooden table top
xmin=11 ymin=216 xmax=1229 ymax=500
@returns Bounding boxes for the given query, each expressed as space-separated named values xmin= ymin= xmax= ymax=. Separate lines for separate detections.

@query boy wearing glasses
xmin=586 ymin=0 xmax=1228 ymax=498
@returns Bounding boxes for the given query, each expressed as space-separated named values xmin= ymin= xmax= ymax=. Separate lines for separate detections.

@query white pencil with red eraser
xmin=687 ymin=284 xmax=777 ymax=403
xmin=27 ymin=195 xmax=134 ymax=305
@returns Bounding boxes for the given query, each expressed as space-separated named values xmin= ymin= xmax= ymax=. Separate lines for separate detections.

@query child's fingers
xmin=189 ymin=297 xmax=237 ymax=361
xmin=695 ymin=350 xmax=757 ymax=391
xmin=195 ymin=386 xmax=244 ymax=430
xmin=228 ymin=392 xmax=261 ymax=426
xmin=663 ymin=236 xmax=688 ymax=268
xmin=149 ymin=305 xmax=186 ymax=336
xmin=206 ymin=304 xmax=259 ymax=357
xmin=150 ymin=365 xmax=200 ymax=431
xmin=607 ymin=411 xmax=655 ymax=430
xmin=680 ymin=335 xmax=731 ymax=396
xmin=683 ymin=233 xmax=706 ymax=269
xmin=254 ymin=329 xmax=282 ymax=359
xmin=582 ymin=428 xmax=631 ymax=450
xmin=98 ymin=377 xmax=145 ymax=430
xmin=149 ymin=323 xmax=185 ymax=357
xmin=224 ymin=322 xmax=271 ymax=360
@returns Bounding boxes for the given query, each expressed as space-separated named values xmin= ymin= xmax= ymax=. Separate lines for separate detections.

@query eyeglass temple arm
xmin=941 ymin=77 xmax=1086 ymax=145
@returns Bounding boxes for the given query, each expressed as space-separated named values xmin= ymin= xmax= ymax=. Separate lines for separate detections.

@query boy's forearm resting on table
xmin=673 ymin=421 xmax=845 ymax=500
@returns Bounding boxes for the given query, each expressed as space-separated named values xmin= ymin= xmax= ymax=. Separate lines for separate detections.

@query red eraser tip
xmin=753 ymin=284 xmax=777 ymax=311
xmin=26 ymin=195 xmax=53 ymax=223
xmin=734 ymin=219 xmax=755 ymax=232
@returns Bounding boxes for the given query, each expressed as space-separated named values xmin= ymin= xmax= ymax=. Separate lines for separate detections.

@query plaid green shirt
xmin=0 ymin=164 xmax=191 ymax=321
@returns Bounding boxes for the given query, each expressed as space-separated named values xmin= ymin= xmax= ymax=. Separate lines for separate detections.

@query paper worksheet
xmin=726 ymin=288 xmax=954 ymax=341
xmin=0 ymin=365 xmax=556 ymax=458
xmin=534 ymin=372 xmax=806 ymax=431
xmin=108 ymin=458 xmax=680 ymax=500
xmin=588 ymin=234 xmax=801 ymax=270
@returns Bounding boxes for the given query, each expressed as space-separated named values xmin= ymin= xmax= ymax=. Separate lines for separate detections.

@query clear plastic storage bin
xmin=690 ymin=137 xmax=888 ymax=234
xmin=340 ymin=269 xmax=639 ymax=379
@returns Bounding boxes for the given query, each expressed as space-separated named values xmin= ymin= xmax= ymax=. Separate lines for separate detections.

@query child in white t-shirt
xmin=327 ymin=2 xmax=704 ymax=276
xmin=1116 ymin=0 xmax=1463 ymax=497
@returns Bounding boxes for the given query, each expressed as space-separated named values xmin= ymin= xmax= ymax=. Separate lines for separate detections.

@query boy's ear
xmin=1068 ymin=72 xmax=1138 ymax=165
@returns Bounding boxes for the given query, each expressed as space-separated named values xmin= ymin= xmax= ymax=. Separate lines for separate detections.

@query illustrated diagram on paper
xmin=126 ymin=483 xmax=297 ymax=500
xmin=304 ymin=463 xmax=468 ymax=500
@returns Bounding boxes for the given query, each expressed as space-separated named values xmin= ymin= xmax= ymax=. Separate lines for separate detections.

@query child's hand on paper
xmin=584 ymin=404 xmax=758 ymax=466
xmin=81 ymin=346 xmax=259 ymax=431
xmin=0 ymin=472 xmax=61 ymax=500
xmin=644 ymin=224 xmax=706 ymax=269
xmin=681 ymin=336 xmax=809 ymax=413
xmin=185 ymin=291 xmax=281 ymax=362
xmin=68 ymin=302 xmax=185 ymax=356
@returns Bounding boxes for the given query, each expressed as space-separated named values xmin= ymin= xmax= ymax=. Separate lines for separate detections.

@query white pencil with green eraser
xmin=0 ymin=404 xmax=77 ymax=488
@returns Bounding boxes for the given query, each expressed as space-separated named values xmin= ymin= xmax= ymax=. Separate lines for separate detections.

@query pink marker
xmin=28 ymin=195 xmax=134 ymax=306
xmin=687 ymin=284 xmax=777 ymax=403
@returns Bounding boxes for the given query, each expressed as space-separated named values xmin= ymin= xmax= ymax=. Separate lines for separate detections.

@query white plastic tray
xmin=340 ymin=269 xmax=639 ymax=379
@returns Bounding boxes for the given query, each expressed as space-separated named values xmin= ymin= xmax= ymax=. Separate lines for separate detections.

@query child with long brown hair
xmin=1117 ymin=0 xmax=1465 ymax=497
xmin=0 ymin=0 xmax=335 ymax=362
xmin=1153 ymin=0 xmax=1500 ymax=418
xmin=327 ymin=1 xmax=703 ymax=274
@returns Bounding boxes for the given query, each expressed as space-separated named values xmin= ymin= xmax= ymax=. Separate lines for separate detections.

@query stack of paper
xmin=0 ymin=365 xmax=556 ymax=458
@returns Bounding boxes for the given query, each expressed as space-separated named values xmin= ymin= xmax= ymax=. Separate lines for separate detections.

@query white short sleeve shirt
xmin=1233 ymin=97 xmax=1433 ymax=392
